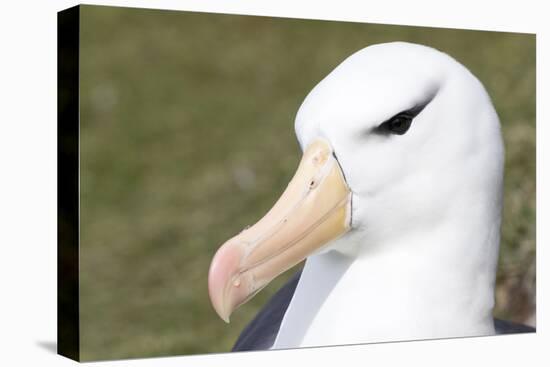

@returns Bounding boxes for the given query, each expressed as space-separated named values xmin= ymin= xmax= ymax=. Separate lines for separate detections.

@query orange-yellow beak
xmin=208 ymin=139 xmax=352 ymax=322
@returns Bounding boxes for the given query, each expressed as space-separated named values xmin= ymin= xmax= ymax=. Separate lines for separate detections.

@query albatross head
xmin=208 ymin=42 xmax=504 ymax=333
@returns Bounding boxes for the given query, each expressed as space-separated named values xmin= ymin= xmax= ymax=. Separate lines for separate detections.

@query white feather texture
xmin=273 ymin=42 xmax=504 ymax=348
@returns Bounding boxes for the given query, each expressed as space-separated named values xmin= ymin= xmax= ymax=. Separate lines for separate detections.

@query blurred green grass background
xmin=78 ymin=5 xmax=536 ymax=361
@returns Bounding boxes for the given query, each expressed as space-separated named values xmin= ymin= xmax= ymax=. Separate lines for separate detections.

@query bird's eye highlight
xmin=376 ymin=112 xmax=414 ymax=135
xmin=373 ymin=100 xmax=432 ymax=137
xmin=387 ymin=113 xmax=413 ymax=135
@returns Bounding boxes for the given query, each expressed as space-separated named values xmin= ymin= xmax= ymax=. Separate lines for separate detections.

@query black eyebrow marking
xmin=369 ymin=88 xmax=439 ymax=136
xmin=401 ymin=101 xmax=429 ymax=118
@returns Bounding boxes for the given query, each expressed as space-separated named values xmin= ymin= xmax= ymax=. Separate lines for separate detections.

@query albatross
xmin=207 ymin=41 xmax=535 ymax=351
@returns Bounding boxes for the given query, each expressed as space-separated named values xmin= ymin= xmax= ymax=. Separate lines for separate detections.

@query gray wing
xmin=232 ymin=269 xmax=535 ymax=352
xmin=494 ymin=318 xmax=535 ymax=334
xmin=232 ymin=270 xmax=302 ymax=351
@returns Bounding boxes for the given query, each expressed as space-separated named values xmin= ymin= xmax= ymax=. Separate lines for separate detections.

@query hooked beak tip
xmin=208 ymin=242 xmax=243 ymax=323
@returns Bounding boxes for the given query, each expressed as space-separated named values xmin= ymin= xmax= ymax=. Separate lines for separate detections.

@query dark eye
xmin=377 ymin=112 xmax=413 ymax=135
xmin=387 ymin=113 xmax=413 ymax=135
xmin=372 ymin=99 xmax=433 ymax=137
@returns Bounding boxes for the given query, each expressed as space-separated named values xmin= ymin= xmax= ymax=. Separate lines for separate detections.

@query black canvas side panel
xmin=57 ymin=5 xmax=80 ymax=362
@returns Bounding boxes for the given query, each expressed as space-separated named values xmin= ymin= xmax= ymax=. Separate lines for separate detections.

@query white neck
xmin=273 ymin=211 xmax=500 ymax=348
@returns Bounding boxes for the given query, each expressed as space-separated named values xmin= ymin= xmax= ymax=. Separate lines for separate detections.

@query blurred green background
xmin=78 ymin=5 xmax=536 ymax=361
